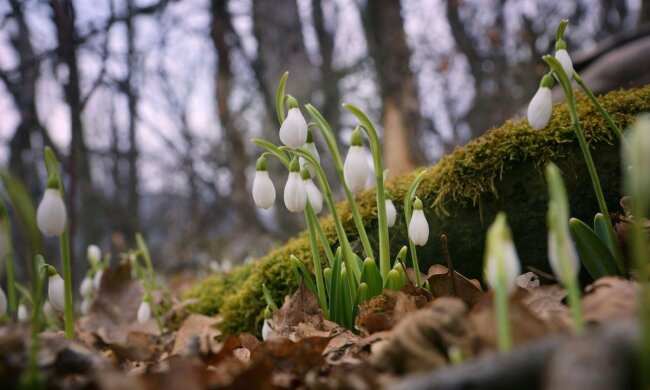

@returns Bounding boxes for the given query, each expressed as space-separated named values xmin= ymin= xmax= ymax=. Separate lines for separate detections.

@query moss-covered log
xmin=185 ymin=85 xmax=650 ymax=335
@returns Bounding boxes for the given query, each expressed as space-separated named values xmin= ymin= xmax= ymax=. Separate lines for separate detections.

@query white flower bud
xmin=547 ymin=231 xmax=580 ymax=285
xmin=43 ymin=301 xmax=55 ymax=319
xmin=408 ymin=209 xmax=429 ymax=246
xmin=344 ymin=146 xmax=369 ymax=193
xmin=284 ymin=171 xmax=307 ymax=213
xmin=137 ymin=300 xmax=151 ymax=324
xmin=81 ymin=297 xmax=92 ymax=315
xmin=555 ymin=49 xmax=574 ymax=80
xmin=305 ymin=179 xmax=323 ymax=214
xmin=484 ymin=214 xmax=521 ymax=293
xmin=0 ymin=287 xmax=6 ymax=318
xmin=79 ymin=276 xmax=93 ymax=297
xmin=279 ymin=108 xmax=308 ymax=149
xmin=252 ymin=171 xmax=276 ymax=209
xmin=18 ymin=304 xmax=29 ymax=322
xmin=262 ymin=319 xmax=272 ymax=341
xmin=93 ymin=270 xmax=103 ymax=290
xmin=36 ymin=188 xmax=67 ymax=237
xmin=385 ymin=199 xmax=397 ymax=227
xmin=48 ymin=273 xmax=65 ymax=312
xmin=87 ymin=245 xmax=101 ymax=262
xmin=527 ymin=86 xmax=553 ymax=130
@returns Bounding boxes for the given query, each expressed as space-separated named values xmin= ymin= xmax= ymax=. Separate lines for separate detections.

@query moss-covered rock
xmin=185 ymin=85 xmax=650 ymax=335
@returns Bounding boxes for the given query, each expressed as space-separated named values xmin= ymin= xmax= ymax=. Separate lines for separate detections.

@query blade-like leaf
xmin=570 ymin=218 xmax=620 ymax=278
xmin=360 ymin=258 xmax=383 ymax=298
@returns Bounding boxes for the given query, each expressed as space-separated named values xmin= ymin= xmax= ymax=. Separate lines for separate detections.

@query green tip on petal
xmin=413 ymin=197 xmax=423 ymax=210
xmin=350 ymin=128 xmax=363 ymax=147
xmin=256 ymin=155 xmax=268 ymax=171
xmin=289 ymin=157 xmax=300 ymax=172
xmin=286 ymin=95 xmax=299 ymax=109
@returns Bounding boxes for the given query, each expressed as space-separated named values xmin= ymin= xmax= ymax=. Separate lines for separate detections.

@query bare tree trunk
xmin=361 ymin=0 xmax=425 ymax=174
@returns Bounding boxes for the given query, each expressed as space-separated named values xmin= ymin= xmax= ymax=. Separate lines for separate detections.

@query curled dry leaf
xmin=355 ymin=290 xmax=426 ymax=336
xmin=76 ymin=261 xmax=159 ymax=347
xmin=426 ymin=264 xmax=484 ymax=306
xmin=470 ymin=290 xmax=555 ymax=352
xmin=520 ymin=285 xmax=571 ymax=330
xmin=582 ymin=277 xmax=640 ymax=323
xmin=516 ymin=272 xmax=541 ymax=290
xmin=170 ymin=314 xmax=221 ymax=356
xmin=370 ymin=297 xmax=477 ymax=374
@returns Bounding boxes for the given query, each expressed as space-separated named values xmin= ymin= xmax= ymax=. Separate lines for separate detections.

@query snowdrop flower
xmin=221 ymin=258 xmax=233 ymax=273
xmin=0 ymin=287 xmax=6 ymax=317
xmin=18 ymin=304 xmax=29 ymax=322
xmin=279 ymin=97 xmax=308 ymax=149
xmin=87 ymin=245 xmax=101 ymax=263
xmin=81 ymin=297 xmax=92 ymax=315
xmin=302 ymin=168 xmax=323 ymax=214
xmin=624 ymin=115 xmax=650 ymax=197
xmin=43 ymin=301 xmax=55 ymax=319
xmin=547 ymin=229 xmax=580 ymax=285
xmin=527 ymin=74 xmax=554 ymax=130
xmin=79 ymin=276 xmax=93 ymax=297
xmin=554 ymin=41 xmax=574 ymax=80
xmin=36 ymin=185 xmax=67 ymax=237
xmin=344 ymin=129 xmax=369 ymax=193
xmin=408 ymin=197 xmax=429 ymax=246
xmin=48 ymin=273 xmax=65 ymax=312
xmin=300 ymin=130 xmax=320 ymax=177
xmin=262 ymin=319 xmax=272 ymax=341
xmin=252 ymin=156 xmax=276 ymax=209
xmin=137 ymin=300 xmax=151 ymax=324
xmin=385 ymin=196 xmax=397 ymax=227
xmin=484 ymin=213 xmax=521 ymax=293
xmin=284 ymin=158 xmax=307 ymax=213
xmin=93 ymin=269 xmax=103 ymax=290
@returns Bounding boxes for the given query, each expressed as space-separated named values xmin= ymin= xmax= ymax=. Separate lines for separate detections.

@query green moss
xmin=186 ymin=85 xmax=650 ymax=335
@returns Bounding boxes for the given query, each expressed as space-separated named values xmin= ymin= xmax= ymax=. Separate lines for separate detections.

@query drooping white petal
xmin=252 ymin=171 xmax=276 ymax=209
xmin=262 ymin=319 xmax=273 ymax=341
xmin=93 ymin=270 xmax=103 ymax=290
xmin=305 ymin=179 xmax=323 ymax=214
xmin=555 ymin=49 xmax=574 ymax=80
xmin=344 ymin=146 xmax=369 ymax=193
xmin=137 ymin=300 xmax=151 ymax=324
xmin=408 ymin=209 xmax=429 ymax=246
xmin=48 ymin=274 xmax=65 ymax=312
xmin=385 ymin=199 xmax=397 ymax=227
xmin=284 ymin=172 xmax=307 ymax=213
xmin=81 ymin=297 xmax=92 ymax=315
xmin=0 ymin=287 xmax=6 ymax=317
xmin=547 ymin=231 xmax=580 ymax=285
xmin=79 ymin=276 xmax=93 ymax=297
xmin=279 ymin=108 xmax=308 ymax=149
xmin=87 ymin=245 xmax=101 ymax=262
xmin=43 ymin=301 xmax=55 ymax=319
xmin=300 ymin=142 xmax=320 ymax=177
xmin=36 ymin=189 xmax=67 ymax=237
xmin=527 ymin=87 xmax=553 ymax=130
xmin=18 ymin=304 xmax=29 ymax=322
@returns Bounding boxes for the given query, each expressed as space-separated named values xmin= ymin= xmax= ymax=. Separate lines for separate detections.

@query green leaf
xmin=385 ymin=269 xmax=402 ymax=291
xmin=329 ymin=249 xmax=343 ymax=323
xmin=275 ymin=71 xmax=289 ymax=124
xmin=339 ymin=268 xmax=353 ymax=329
xmin=593 ymin=213 xmax=614 ymax=253
xmin=250 ymin=138 xmax=290 ymax=168
xmin=262 ymin=283 xmax=278 ymax=311
xmin=353 ymin=282 xmax=368 ymax=319
xmin=360 ymin=258 xmax=383 ymax=298
xmin=570 ymin=218 xmax=620 ymax=278
xmin=290 ymin=255 xmax=319 ymax=298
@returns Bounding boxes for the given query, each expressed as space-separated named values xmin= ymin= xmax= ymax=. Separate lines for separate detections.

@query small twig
xmin=440 ymin=234 xmax=456 ymax=296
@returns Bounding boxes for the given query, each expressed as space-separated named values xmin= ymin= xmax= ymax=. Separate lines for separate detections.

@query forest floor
xmin=0 ymin=260 xmax=644 ymax=389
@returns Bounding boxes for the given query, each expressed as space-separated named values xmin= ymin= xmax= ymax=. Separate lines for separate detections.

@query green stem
xmin=304 ymin=104 xmax=375 ymax=260
xmin=495 ymin=277 xmax=512 ymax=353
xmin=280 ymin=146 xmax=360 ymax=288
xmin=314 ymin=218 xmax=335 ymax=268
xmin=22 ymin=257 xmax=46 ymax=388
xmin=630 ymin=196 xmax=650 ymax=388
xmin=543 ymin=55 xmax=625 ymax=275
xmin=566 ymin=276 xmax=585 ymax=332
xmin=305 ymin=203 xmax=328 ymax=318
xmin=59 ymin=230 xmax=74 ymax=339
xmin=404 ymin=170 xmax=427 ymax=287
xmin=342 ymin=103 xmax=391 ymax=280
xmin=136 ymin=233 xmax=163 ymax=332
xmin=573 ymin=72 xmax=628 ymax=147
xmin=1 ymin=209 xmax=17 ymax=314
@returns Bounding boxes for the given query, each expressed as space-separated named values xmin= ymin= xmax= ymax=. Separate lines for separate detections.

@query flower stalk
xmin=0 ymin=201 xmax=17 ymax=315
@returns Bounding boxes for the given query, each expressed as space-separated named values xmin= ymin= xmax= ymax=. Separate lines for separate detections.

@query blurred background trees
xmin=0 ymin=0 xmax=648 ymax=281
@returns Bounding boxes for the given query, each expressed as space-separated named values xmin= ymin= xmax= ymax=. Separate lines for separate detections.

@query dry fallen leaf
xmin=355 ymin=290 xmax=423 ymax=336
xmin=426 ymin=264 xmax=484 ymax=306
xmin=171 ymin=314 xmax=221 ymax=356
xmin=582 ymin=277 xmax=640 ymax=323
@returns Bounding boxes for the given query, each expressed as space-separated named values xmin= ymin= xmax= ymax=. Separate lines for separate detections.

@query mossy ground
xmin=184 ymin=85 xmax=650 ymax=336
